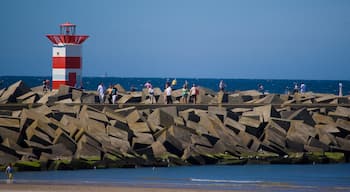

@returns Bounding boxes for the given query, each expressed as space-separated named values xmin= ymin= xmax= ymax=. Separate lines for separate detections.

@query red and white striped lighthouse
xmin=46 ymin=22 xmax=89 ymax=90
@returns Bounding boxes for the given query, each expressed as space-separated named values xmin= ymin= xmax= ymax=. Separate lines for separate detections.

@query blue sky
xmin=1 ymin=0 xmax=349 ymax=80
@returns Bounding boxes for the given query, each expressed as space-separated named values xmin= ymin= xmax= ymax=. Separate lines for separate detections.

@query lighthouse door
xmin=68 ymin=72 xmax=76 ymax=87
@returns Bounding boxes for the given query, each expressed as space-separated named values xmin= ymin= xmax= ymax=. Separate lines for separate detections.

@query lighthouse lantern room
xmin=46 ymin=22 xmax=89 ymax=90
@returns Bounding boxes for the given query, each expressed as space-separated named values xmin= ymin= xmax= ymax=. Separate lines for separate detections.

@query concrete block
xmin=287 ymin=121 xmax=316 ymax=145
xmin=17 ymin=91 xmax=39 ymax=103
xmin=132 ymin=132 xmax=154 ymax=150
xmin=190 ymin=134 xmax=212 ymax=148
xmin=151 ymin=141 xmax=168 ymax=158
xmin=312 ymin=113 xmax=335 ymax=125
xmin=315 ymin=95 xmax=337 ymax=103
xmin=253 ymin=104 xmax=281 ymax=122
xmin=239 ymin=116 xmax=261 ymax=128
xmin=53 ymin=128 xmax=77 ymax=154
xmin=329 ymin=106 xmax=350 ymax=118
xmin=128 ymin=122 xmax=151 ymax=133
xmin=126 ymin=110 xmax=143 ymax=123
xmin=0 ymin=116 xmax=20 ymax=131
xmin=208 ymin=106 xmax=227 ymax=123
xmin=108 ymin=136 xmax=131 ymax=153
xmin=81 ymin=93 xmax=99 ymax=104
xmin=0 ymin=80 xmax=31 ymax=103
xmin=238 ymin=131 xmax=261 ymax=151
xmin=308 ymin=137 xmax=329 ymax=151
xmin=224 ymin=117 xmax=246 ymax=133
xmin=106 ymin=125 xmax=128 ymax=140
xmin=287 ymin=108 xmax=316 ymax=126
xmin=148 ymin=108 xmax=175 ymax=128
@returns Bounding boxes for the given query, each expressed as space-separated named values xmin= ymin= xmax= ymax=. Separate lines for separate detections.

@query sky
xmin=0 ymin=0 xmax=350 ymax=80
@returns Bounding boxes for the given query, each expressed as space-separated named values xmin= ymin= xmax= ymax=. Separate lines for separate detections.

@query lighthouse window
xmin=56 ymin=52 xmax=60 ymax=56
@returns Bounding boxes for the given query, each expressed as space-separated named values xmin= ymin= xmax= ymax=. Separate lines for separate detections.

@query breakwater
xmin=0 ymin=80 xmax=349 ymax=171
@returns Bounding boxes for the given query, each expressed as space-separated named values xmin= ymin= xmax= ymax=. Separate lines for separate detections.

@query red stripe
xmin=52 ymin=57 xmax=81 ymax=68
xmin=52 ymin=80 xmax=68 ymax=89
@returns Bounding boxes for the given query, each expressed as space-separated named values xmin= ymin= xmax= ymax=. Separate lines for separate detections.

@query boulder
xmin=132 ymin=132 xmax=154 ymax=150
xmin=53 ymin=128 xmax=77 ymax=153
xmin=253 ymin=105 xmax=281 ymax=122
xmin=287 ymin=108 xmax=316 ymax=126
xmin=128 ymin=122 xmax=151 ymax=133
xmin=106 ymin=125 xmax=128 ymax=140
xmin=0 ymin=80 xmax=31 ymax=103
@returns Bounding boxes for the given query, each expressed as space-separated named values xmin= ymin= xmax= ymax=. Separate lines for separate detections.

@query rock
xmin=106 ymin=125 xmax=128 ymax=140
xmin=253 ymin=105 xmax=281 ymax=122
xmin=224 ymin=117 xmax=246 ymax=133
xmin=307 ymin=137 xmax=329 ymax=151
xmin=132 ymin=132 xmax=154 ymax=150
xmin=16 ymin=91 xmax=39 ymax=103
xmin=151 ymin=141 xmax=168 ymax=158
xmin=287 ymin=108 xmax=316 ymax=126
xmin=53 ymin=128 xmax=77 ymax=154
xmin=126 ymin=110 xmax=143 ymax=123
xmin=128 ymin=122 xmax=151 ymax=133
xmin=254 ymin=94 xmax=283 ymax=104
xmin=0 ymin=80 xmax=31 ymax=103
xmin=0 ymin=116 xmax=20 ymax=131
xmin=208 ymin=106 xmax=227 ymax=123
xmin=81 ymin=93 xmax=99 ymax=104
xmin=315 ymin=95 xmax=337 ymax=103
xmin=287 ymin=121 xmax=316 ymax=145
xmin=108 ymin=136 xmax=131 ymax=153
xmin=239 ymin=116 xmax=261 ymax=128
xmin=312 ymin=113 xmax=335 ymax=125
xmin=147 ymin=109 xmax=175 ymax=128
xmin=329 ymin=106 xmax=350 ymax=118
xmin=238 ymin=131 xmax=261 ymax=151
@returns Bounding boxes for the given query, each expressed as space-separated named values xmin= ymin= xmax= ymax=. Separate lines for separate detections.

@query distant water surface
xmin=1 ymin=164 xmax=350 ymax=191
xmin=0 ymin=76 xmax=349 ymax=95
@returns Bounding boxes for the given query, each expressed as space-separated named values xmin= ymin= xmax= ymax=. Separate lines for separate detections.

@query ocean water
xmin=1 ymin=164 xmax=350 ymax=191
xmin=0 ymin=76 xmax=349 ymax=95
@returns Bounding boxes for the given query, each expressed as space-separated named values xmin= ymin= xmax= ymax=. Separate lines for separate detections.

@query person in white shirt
xmin=97 ymin=82 xmax=105 ymax=103
xmin=165 ymin=83 xmax=172 ymax=104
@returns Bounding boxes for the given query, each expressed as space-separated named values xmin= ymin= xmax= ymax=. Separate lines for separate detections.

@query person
xmin=165 ymin=83 xmax=172 ymax=104
xmin=111 ymin=85 xmax=118 ymax=104
xmin=258 ymin=84 xmax=265 ymax=95
xmin=45 ymin=80 xmax=50 ymax=91
xmin=171 ymin=78 xmax=177 ymax=88
xmin=106 ymin=84 xmax=113 ymax=103
xmin=5 ymin=163 xmax=13 ymax=180
xmin=219 ymin=80 xmax=225 ymax=92
xmin=97 ymin=82 xmax=105 ymax=103
xmin=300 ymin=82 xmax=306 ymax=94
xmin=149 ymin=86 xmax=155 ymax=104
xmin=293 ymin=83 xmax=299 ymax=94
xmin=181 ymin=84 xmax=189 ymax=103
xmin=339 ymin=82 xmax=343 ymax=96
xmin=144 ymin=81 xmax=152 ymax=89
xmin=190 ymin=84 xmax=199 ymax=104
xmin=42 ymin=80 xmax=47 ymax=92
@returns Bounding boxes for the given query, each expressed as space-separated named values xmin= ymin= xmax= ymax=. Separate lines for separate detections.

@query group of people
xmin=144 ymin=80 xmax=200 ymax=104
xmin=97 ymin=82 xmax=118 ymax=104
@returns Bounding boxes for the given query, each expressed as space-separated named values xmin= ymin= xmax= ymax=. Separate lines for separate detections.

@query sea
xmin=1 ymin=164 xmax=350 ymax=191
xmin=0 ymin=76 xmax=349 ymax=95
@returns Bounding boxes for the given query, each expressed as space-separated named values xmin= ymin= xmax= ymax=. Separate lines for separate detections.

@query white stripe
xmin=52 ymin=69 xmax=82 ymax=81
xmin=53 ymin=45 xmax=82 ymax=57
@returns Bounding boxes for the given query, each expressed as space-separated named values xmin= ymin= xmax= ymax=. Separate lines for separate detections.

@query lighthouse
xmin=46 ymin=22 xmax=89 ymax=90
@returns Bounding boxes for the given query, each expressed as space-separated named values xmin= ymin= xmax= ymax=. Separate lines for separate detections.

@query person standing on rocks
xmin=97 ymin=82 xmax=105 ymax=103
xmin=144 ymin=81 xmax=155 ymax=104
xmin=111 ymin=85 xmax=118 ymax=104
xmin=165 ymin=82 xmax=173 ymax=104
xmin=219 ymin=80 xmax=225 ymax=92
xmin=190 ymin=84 xmax=198 ymax=104
xmin=181 ymin=84 xmax=189 ymax=104
xmin=300 ymin=82 xmax=306 ymax=94
xmin=339 ymin=82 xmax=343 ymax=96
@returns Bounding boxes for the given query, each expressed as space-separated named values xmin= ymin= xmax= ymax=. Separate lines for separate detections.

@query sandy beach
xmin=0 ymin=183 xmax=245 ymax=192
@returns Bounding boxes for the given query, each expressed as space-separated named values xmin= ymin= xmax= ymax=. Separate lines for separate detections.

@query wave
xmin=190 ymin=178 xmax=262 ymax=184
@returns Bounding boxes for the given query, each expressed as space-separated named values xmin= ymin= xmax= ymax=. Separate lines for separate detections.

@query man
xmin=165 ymin=83 xmax=172 ymax=104
xmin=97 ymin=82 xmax=105 ymax=103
